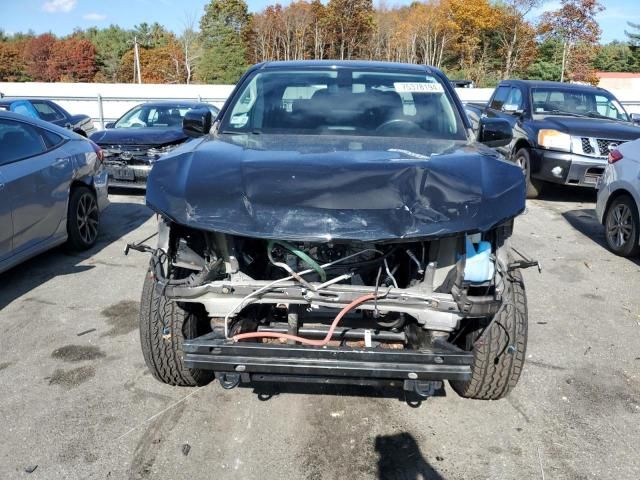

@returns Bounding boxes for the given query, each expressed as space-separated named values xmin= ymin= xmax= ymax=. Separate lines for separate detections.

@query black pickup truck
xmin=132 ymin=60 xmax=534 ymax=401
xmin=465 ymin=80 xmax=640 ymax=198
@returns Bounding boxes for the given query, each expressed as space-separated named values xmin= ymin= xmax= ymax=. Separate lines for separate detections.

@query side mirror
xmin=183 ymin=109 xmax=212 ymax=138
xmin=105 ymin=122 xmax=115 ymax=129
xmin=631 ymin=113 xmax=640 ymax=125
xmin=478 ymin=118 xmax=513 ymax=148
xmin=502 ymin=104 xmax=523 ymax=115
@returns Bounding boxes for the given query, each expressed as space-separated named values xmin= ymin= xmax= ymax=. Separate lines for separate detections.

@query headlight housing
xmin=148 ymin=143 xmax=181 ymax=157
xmin=537 ymin=129 xmax=571 ymax=152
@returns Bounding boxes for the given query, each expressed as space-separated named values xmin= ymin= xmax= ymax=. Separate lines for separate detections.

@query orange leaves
xmin=117 ymin=43 xmax=186 ymax=84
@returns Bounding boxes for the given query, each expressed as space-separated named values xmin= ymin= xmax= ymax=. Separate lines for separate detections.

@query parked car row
xmin=1 ymin=72 xmax=638 ymax=283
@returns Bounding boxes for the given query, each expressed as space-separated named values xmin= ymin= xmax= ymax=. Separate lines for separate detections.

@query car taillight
xmin=89 ymin=140 xmax=104 ymax=163
xmin=608 ymin=149 xmax=623 ymax=164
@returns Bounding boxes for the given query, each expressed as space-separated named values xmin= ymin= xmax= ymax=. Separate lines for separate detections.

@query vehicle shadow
xmin=0 ymin=199 xmax=153 ymax=310
xmin=536 ymin=184 xmax=597 ymax=203
xmin=375 ymin=432 xmax=445 ymax=480
xmin=245 ymin=381 xmax=446 ymax=406
xmin=562 ymin=208 xmax=640 ymax=266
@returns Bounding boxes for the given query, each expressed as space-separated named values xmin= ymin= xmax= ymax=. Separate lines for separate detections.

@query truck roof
xmin=500 ymin=80 xmax=607 ymax=92
xmin=257 ymin=60 xmax=436 ymax=73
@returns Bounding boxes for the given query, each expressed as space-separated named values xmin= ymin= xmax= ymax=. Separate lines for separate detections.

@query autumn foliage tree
xmin=0 ymin=0 xmax=632 ymax=86
xmin=0 ymin=39 xmax=30 ymax=81
xmin=47 ymin=38 xmax=97 ymax=82
xmin=117 ymin=43 xmax=186 ymax=83
xmin=539 ymin=0 xmax=604 ymax=82
xmin=23 ymin=34 xmax=57 ymax=81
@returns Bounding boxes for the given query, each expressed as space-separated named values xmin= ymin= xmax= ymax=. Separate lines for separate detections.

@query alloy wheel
xmin=76 ymin=193 xmax=99 ymax=245
xmin=606 ymin=203 xmax=633 ymax=249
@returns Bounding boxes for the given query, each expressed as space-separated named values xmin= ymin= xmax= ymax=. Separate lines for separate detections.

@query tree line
xmin=1 ymin=0 xmax=639 ymax=86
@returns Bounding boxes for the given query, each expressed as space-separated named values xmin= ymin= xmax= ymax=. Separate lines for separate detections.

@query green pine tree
xmin=197 ymin=0 xmax=249 ymax=84
xmin=625 ymin=21 xmax=640 ymax=72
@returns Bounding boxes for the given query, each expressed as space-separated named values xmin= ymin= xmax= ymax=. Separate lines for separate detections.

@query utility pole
xmin=133 ymin=36 xmax=142 ymax=84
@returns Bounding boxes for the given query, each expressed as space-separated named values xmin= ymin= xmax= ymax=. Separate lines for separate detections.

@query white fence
xmin=1 ymin=82 xmax=638 ymax=131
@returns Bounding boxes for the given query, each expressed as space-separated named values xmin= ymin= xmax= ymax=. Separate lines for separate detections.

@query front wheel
xmin=604 ymin=194 xmax=640 ymax=257
xmin=139 ymin=267 xmax=214 ymax=386
xmin=515 ymin=148 xmax=543 ymax=199
xmin=450 ymin=269 xmax=528 ymax=400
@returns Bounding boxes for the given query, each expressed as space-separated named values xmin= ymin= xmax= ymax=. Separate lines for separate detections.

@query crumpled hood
xmin=146 ymin=134 xmax=526 ymax=242
xmin=538 ymin=116 xmax=640 ymax=140
xmin=90 ymin=127 xmax=187 ymax=146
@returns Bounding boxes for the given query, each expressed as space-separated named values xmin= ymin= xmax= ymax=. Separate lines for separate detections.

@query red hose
xmin=231 ymin=293 xmax=377 ymax=346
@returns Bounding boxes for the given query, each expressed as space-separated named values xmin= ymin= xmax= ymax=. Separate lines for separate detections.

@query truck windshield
xmin=531 ymin=88 xmax=629 ymax=122
xmin=221 ymin=69 xmax=466 ymax=139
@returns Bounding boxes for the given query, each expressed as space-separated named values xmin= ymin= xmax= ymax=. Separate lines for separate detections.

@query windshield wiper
xmin=585 ymin=111 xmax=625 ymax=121
xmin=543 ymin=109 xmax=587 ymax=118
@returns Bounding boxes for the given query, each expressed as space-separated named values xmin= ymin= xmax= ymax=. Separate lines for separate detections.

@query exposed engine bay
xmin=140 ymin=216 xmax=520 ymax=355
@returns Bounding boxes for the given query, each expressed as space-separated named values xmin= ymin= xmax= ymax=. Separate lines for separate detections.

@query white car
xmin=596 ymin=138 xmax=640 ymax=257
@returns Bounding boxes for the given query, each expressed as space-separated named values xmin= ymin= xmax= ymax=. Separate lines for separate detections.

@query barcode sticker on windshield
xmin=394 ymin=82 xmax=444 ymax=93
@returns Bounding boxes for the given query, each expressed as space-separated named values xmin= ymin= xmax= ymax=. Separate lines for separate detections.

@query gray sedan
xmin=0 ymin=111 xmax=109 ymax=274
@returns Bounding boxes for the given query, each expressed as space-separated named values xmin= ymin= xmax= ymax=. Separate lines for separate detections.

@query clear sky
xmin=1 ymin=0 xmax=639 ymax=43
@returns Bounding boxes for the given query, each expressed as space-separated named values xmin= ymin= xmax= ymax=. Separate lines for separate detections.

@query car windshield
xmin=221 ymin=68 xmax=466 ymax=139
xmin=531 ymin=88 xmax=629 ymax=122
xmin=115 ymin=105 xmax=193 ymax=128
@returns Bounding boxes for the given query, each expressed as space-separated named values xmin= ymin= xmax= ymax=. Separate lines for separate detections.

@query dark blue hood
xmin=90 ymin=127 xmax=187 ymax=146
xmin=146 ymin=134 xmax=526 ymax=242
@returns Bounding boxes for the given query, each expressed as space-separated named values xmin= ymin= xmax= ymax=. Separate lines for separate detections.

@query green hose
xmin=268 ymin=240 xmax=327 ymax=281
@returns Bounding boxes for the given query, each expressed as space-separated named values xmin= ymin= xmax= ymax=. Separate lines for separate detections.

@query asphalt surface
xmin=0 ymin=186 xmax=639 ymax=480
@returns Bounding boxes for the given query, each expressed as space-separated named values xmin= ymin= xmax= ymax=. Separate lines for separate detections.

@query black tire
xmin=604 ymin=194 xmax=640 ymax=257
xmin=66 ymin=185 xmax=99 ymax=250
xmin=450 ymin=269 xmax=528 ymax=400
xmin=139 ymin=268 xmax=214 ymax=386
xmin=515 ymin=148 xmax=543 ymax=199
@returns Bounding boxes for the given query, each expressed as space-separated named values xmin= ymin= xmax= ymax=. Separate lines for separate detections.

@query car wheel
xmin=604 ymin=194 xmax=640 ymax=257
xmin=450 ymin=268 xmax=528 ymax=400
xmin=515 ymin=148 xmax=543 ymax=199
xmin=139 ymin=264 xmax=215 ymax=386
xmin=67 ymin=186 xmax=99 ymax=250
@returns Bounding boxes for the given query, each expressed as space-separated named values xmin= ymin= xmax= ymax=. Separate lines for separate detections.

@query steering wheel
xmin=375 ymin=119 xmax=423 ymax=135
xmin=130 ymin=121 xmax=146 ymax=128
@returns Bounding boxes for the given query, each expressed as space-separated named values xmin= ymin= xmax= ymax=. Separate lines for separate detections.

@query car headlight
xmin=148 ymin=143 xmax=181 ymax=157
xmin=537 ymin=129 xmax=571 ymax=152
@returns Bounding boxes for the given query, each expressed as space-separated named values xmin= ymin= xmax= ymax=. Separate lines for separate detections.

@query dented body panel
xmin=146 ymin=134 xmax=526 ymax=242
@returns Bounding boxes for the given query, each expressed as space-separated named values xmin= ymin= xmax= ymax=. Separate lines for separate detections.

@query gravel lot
xmin=0 ymin=187 xmax=639 ymax=480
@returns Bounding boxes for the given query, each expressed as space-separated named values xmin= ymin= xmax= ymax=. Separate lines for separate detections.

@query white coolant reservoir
xmin=463 ymin=236 xmax=495 ymax=283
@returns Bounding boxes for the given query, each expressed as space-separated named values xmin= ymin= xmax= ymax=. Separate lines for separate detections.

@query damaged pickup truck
xmin=133 ymin=61 xmax=532 ymax=400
